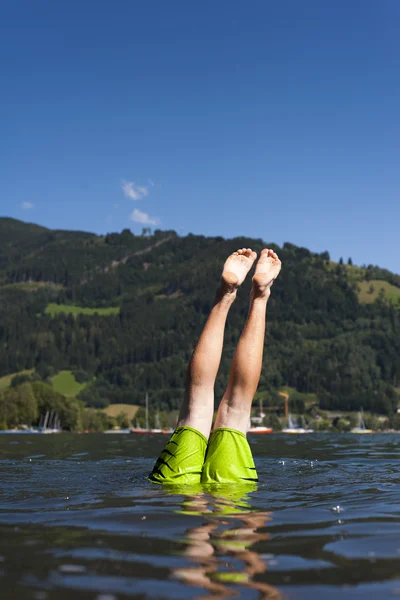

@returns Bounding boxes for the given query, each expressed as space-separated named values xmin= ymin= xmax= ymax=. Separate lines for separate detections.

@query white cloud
xmin=21 ymin=201 xmax=34 ymax=210
xmin=129 ymin=208 xmax=160 ymax=226
xmin=121 ymin=180 xmax=149 ymax=201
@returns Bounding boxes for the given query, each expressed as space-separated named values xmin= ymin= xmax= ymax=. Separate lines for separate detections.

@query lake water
xmin=0 ymin=433 xmax=399 ymax=599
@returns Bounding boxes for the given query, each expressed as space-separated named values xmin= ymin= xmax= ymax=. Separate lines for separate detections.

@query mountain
xmin=0 ymin=217 xmax=399 ymax=415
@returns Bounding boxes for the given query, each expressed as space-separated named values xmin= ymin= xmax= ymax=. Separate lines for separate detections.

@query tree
xmin=320 ymin=251 xmax=330 ymax=262
xmin=334 ymin=418 xmax=351 ymax=432
xmin=81 ymin=408 xmax=110 ymax=432
xmin=0 ymin=220 xmax=399 ymax=420
xmin=116 ymin=411 xmax=130 ymax=428
xmin=11 ymin=373 xmax=32 ymax=387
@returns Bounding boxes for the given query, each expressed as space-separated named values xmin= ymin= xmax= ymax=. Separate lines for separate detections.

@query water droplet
xmin=331 ymin=505 xmax=344 ymax=513
xmin=141 ymin=516 xmax=147 ymax=520
xmin=278 ymin=460 xmax=285 ymax=466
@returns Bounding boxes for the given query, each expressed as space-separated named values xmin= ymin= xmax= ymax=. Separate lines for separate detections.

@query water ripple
xmin=0 ymin=433 xmax=399 ymax=599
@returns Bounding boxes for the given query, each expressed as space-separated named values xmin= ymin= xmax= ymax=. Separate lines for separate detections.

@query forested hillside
xmin=1 ymin=217 xmax=399 ymax=416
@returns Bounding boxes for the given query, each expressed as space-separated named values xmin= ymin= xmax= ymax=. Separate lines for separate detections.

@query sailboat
xmin=151 ymin=411 xmax=163 ymax=434
xmin=351 ymin=409 xmax=374 ymax=434
xmin=282 ymin=413 xmax=313 ymax=434
xmin=247 ymin=398 xmax=272 ymax=434
xmin=37 ymin=410 xmax=62 ymax=434
xmin=130 ymin=394 xmax=164 ymax=434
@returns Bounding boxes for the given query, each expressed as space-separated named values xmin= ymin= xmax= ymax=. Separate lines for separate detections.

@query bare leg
xmin=177 ymin=248 xmax=257 ymax=438
xmin=214 ymin=249 xmax=281 ymax=434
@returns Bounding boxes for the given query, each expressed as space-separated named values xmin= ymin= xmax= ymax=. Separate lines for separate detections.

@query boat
xmin=130 ymin=426 xmax=164 ymax=434
xmin=150 ymin=411 xmax=163 ymax=434
xmin=130 ymin=394 xmax=164 ymax=434
xmin=282 ymin=414 xmax=313 ymax=434
xmin=351 ymin=409 xmax=374 ymax=434
xmin=37 ymin=410 xmax=62 ymax=434
xmin=104 ymin=427 xmax=131 ymax=434
xmin=247 ymin=399 xmax=273 ymax=434
xmin=0 ymin=428 xmax=40 ymax=434
xmin=247 ymin=425 xmax=273 ymax=434
xmin=1 ymin=412 xmax=63 ymax=434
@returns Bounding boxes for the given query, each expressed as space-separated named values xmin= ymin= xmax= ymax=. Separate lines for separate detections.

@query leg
xmin=177 ymin=248 xmax=257 ymax=438
xmin=214 ymin=249 xmax=282 ymax=434
xmin=149 ymin=248 xmax=257 ymax=484
xmin=201 ymin=250 xmax=282 ymax=485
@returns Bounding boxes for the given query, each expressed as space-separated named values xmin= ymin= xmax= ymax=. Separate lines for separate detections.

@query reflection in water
xmin=170 ymin=485 xmax=281 ymax=599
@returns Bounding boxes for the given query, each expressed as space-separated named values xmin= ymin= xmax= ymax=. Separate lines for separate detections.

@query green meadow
xmin=45 ymin=303 xmax=120 ymax=317
xmin=0 ymin=369 xmax=88 ymax=398
xmin=357 ymin=280 xmax=400 ymax=305
xmin=51 ymin=370 xmax=88 ymax=397
xmin=0 ymin=370 xmax=34 ymax=391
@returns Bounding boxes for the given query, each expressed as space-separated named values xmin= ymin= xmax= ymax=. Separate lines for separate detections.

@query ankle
xmin=250 ymin=287 xmax=270 ymax=302
xmin=251 ymin=273 xmax=273 ymax=300
xmin=215 ymin=283 xmax=237 ymax=304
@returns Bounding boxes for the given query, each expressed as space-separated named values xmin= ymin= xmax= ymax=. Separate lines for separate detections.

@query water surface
xmin=1 ymin=433 xmax=399 ymax=599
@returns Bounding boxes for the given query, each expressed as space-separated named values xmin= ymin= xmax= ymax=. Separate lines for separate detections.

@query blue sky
xmin=1 ymin=0 xmax=399 ymax=273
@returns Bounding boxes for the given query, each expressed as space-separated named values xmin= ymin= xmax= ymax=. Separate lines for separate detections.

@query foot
xmin=220 ymin=248 xmax=257 ymax=294
xmin=252 ymin=249 xmax=281 ymax=299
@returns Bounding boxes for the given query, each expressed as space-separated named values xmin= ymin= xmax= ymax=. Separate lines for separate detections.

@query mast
xmin=359 ymin=407 xmax=365 ymax=430
xmin=145 ymin=393 xmax=149 ymax=431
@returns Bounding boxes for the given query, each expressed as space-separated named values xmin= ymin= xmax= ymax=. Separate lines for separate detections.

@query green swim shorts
xmin=149 ymin=426 xmax=258 ymax=485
